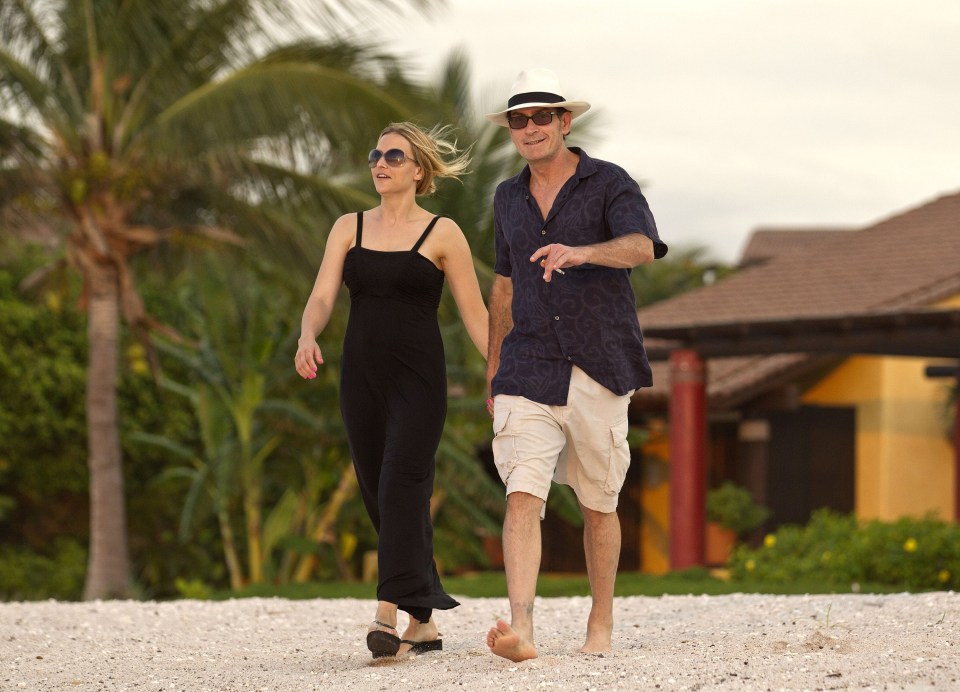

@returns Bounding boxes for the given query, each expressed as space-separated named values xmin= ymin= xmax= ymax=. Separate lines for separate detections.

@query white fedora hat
xmin=484 ymin=68 xmax=591 ymax=127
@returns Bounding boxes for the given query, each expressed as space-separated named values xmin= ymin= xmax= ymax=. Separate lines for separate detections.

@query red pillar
xmin=669 ymin=349 xmax=706 ymax=569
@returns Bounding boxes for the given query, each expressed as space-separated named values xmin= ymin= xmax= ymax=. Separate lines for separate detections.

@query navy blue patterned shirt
xmin=491 ymin=147 xmax=668 ymax=406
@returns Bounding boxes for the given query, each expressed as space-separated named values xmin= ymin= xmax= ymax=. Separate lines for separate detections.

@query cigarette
xmin=539 ymin=260 xmax=565 ymax=275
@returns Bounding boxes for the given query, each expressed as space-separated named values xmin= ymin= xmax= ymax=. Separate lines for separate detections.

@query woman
xmin=294 ymin=122 xmax=488 ymax=658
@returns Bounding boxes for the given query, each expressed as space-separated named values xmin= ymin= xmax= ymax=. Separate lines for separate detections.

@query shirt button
xmin=554 ymin=316 xmax=560 ymax=321
xmin=566 ymin=356 xmax=572 ymax=361
xmin=541 ymin=229 xmax=547 ymax=235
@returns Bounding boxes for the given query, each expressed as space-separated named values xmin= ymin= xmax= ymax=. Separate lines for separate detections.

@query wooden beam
xmin=644 ymin=310 xmax=960 ymax=360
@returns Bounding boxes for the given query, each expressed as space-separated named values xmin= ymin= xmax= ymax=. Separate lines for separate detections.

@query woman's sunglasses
xmin=507 ymin=110 xmax=562 ymax=130
xmin=368 ymin=148 xmax=418 ymax=168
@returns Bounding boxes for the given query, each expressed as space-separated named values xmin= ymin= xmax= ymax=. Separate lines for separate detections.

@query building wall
xmin=639 ymin=421 xmax=671 ymax=574
xmin=801 ymin=355 xmax=955 ymax=521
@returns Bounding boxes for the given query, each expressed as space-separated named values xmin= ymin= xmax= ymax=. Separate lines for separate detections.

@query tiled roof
xmin=637 ymin=190 xmax=960 ymax=405
xmin=738 ymin=228 xmax=853 ymax=267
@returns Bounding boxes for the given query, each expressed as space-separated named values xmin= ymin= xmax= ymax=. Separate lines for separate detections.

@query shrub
xmin=729 ymin=509 xmax=960 ymax=591
xmin=706 ymin=481 xmax=770 ymax=536
xmin=0 ymin=539 xmax=87 ymax=600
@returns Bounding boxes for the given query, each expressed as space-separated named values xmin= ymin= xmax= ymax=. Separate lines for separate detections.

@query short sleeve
xmin=605 ymin=171 xmax=668 ymax=259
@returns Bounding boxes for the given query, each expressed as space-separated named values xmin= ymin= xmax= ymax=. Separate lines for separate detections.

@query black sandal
xmin=401 ymin=638 xmax=442 ymax=655
xmin=366 ymin=620 xmax=401 ymax=658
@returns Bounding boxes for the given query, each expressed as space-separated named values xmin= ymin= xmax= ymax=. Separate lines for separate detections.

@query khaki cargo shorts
xmin=491 ymin=366 xmax=634 ymax=517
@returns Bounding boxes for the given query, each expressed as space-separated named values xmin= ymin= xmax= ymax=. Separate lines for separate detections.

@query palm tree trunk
xmin=82 ymin=261 xmax=133 ymax=600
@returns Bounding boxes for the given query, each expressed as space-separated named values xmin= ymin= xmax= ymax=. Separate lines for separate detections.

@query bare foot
xmin=579 ymin=627 xmax=612 ymax=654
xmin=486 ymin=620 xmax=538 ymax=662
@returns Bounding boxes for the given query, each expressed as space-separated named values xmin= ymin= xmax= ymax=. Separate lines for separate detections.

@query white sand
xmin=2 ymin=592 xmax=958 ymax=690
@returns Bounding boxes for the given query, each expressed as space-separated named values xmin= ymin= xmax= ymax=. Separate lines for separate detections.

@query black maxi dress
xmin=340 ymin=211 xmax=459 ymax=622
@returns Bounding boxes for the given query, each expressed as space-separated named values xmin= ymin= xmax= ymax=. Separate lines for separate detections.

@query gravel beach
xmin=2 ymin=592 xmax=958 ymax=690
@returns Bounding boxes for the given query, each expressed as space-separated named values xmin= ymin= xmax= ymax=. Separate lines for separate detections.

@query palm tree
xmin=0 ymin=0 xmax=433 ymax=599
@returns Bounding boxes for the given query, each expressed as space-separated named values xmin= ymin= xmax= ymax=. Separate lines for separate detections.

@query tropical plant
xmin=706 ymin=481 xmax=770 ymax=537
xmin=132 ymin=253 xmax=353 ymax=588
xmin=0 ymin=0 xmax=434 ymax=598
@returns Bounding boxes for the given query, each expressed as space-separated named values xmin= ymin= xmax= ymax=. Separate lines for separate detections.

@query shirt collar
xmin=510 ymin=146 xmax=598 ymax=190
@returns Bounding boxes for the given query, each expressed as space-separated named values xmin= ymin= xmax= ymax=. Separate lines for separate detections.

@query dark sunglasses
xmin=507 ymin=110 xmax=563 ymax=130
xmin=368 ymin=148 xmax=417 ymax=168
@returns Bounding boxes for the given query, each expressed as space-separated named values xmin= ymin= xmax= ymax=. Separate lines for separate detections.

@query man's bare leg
xmin=486 ymin=491 xmax=542 ymax=661
xmin=580 ymin=504 xmax=621 ymax=653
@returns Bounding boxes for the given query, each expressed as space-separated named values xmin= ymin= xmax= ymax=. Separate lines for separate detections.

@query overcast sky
xmin=366 ymin=0 xmax=960 ymax=263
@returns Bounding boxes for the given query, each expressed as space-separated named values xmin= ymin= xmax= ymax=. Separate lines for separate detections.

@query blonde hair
xmin=379 ymin=122 xmax=471 ymax=196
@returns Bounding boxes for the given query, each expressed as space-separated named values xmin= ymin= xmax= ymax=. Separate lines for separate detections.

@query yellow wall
xmin=802 ymin=355 xmax=955 ymax=520
xmin=638 ymin=420 xmax=671 ymax=574
xmin=935 ymin=295 xmax=960 ymax=309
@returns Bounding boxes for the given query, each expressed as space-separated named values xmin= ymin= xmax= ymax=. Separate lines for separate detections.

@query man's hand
xmin=530 ymin=243 xmax=589 ymax=282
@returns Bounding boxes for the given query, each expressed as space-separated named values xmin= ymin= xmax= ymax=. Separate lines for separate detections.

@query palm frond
xmin=108 ymin=0 xmax=266 ymax=152
xmin=0 ymin=115 xmax=48 ymax=160
xmin=0 ymin=0 xmax=83 ymax=116
xmin=435 ymin=48 xmax=473 ymax=122
xmin=142 ymin=61 xmax=412 ymax=160
xmin=257 ymin=399 xmax=328 ymax=431
xmin=127 ymin=431 xmax=196 ymax=461
xmin=0 ymin=46 xmax=70 ymax=133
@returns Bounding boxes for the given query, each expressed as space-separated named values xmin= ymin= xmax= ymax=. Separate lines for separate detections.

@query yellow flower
xmin=745 ymin=559 xmax=756 ymax=572
xmin=903 ymin=538 xmax=918 ymax=553
xmin=938 ymin=570 xmax=950 ymax=583
xmin=764 ymin=534 xmax=777 ymax=548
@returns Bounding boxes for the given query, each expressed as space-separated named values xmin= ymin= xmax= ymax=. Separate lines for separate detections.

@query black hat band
xmin=507 ymin=91 xmax=564 ymax=108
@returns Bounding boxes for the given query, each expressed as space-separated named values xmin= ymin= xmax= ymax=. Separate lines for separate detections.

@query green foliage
xmin=0 ymin=252 xmax=225 ymax=600
xmin=141 ymin=253 xmax=322 ymax=587
xmin=0 ymin=263 xmax=92 ymax=600
xmin=706 ymin=481 xmax=770 ymax=536
xmin=729 ymin=509 xmax=960 ymax=591
xmin=174 ymin=578 xmax=213 ymax=600
xmin=632 ymin=245 xmax=734 ymax=308
xmin=0 ymin=540 xmax=87 ymax=601
xmin=0 ymin=268 xmax=88 ymax=503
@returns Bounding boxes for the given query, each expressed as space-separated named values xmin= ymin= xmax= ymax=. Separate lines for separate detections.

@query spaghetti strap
xmin=411 ymin=216 xmax=443 ymax=253
xmin=355 ymin=211 xmax=364 ymax=248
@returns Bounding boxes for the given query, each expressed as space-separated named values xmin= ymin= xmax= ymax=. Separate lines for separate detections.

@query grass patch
xmin=210 ymin=568 xmax=901 ymax=601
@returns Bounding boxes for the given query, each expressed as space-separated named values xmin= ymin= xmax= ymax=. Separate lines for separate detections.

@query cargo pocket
xmin=491 ymin=405 xmax=519 ymax=483
xmin=603 ymin=416 xmax=630 ymax=495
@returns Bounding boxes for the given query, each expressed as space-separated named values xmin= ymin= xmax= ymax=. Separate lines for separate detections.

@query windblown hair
xmin=379 ymin=122 xmax=471 ymax=196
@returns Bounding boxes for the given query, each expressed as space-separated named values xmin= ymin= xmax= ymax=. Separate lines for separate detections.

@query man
xmin=483 ymin=68 xmax=668 ymax=662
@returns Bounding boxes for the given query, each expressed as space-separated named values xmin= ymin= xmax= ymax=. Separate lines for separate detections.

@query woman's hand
xmin=295 ymin=339 xmax=323 ymax=379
